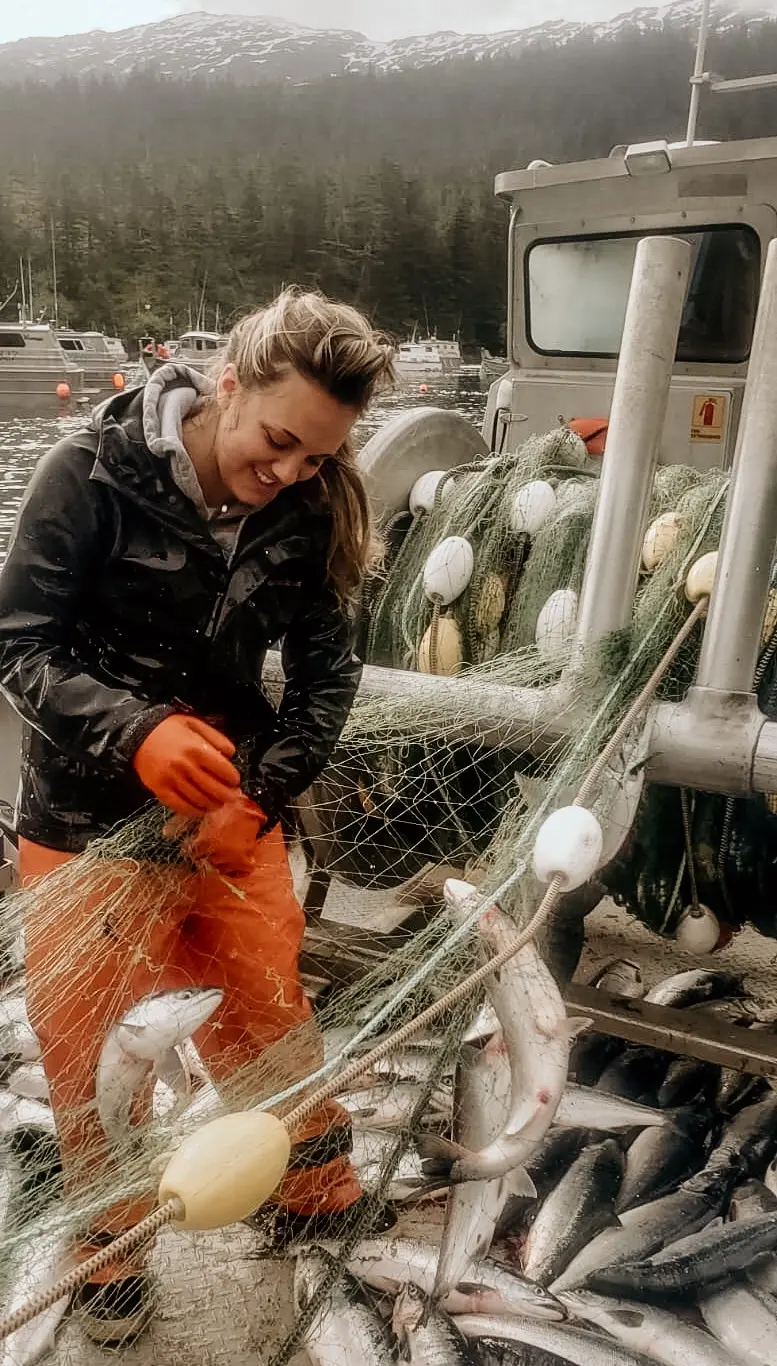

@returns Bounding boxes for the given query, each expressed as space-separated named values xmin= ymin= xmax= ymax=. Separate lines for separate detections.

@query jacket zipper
xmin=203 ymin=514 xmax=252 ymax=642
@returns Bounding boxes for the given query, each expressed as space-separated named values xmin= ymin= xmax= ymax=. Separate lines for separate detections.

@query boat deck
xmin=41 ymin=854 xmax=777 ymax=1365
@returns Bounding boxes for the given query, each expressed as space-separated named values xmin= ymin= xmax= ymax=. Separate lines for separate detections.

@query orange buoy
xmin=56 ymin=382 xmax=71 ymax=401
xmin=419 ymin=383 xmax=429 ymax=394
xmin=567 ymin=417 xmax=608 ymax=456
xmin=112 ymin=372 xmax=125 ymax=390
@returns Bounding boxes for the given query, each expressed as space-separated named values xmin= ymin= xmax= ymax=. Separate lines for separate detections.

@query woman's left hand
xmin=173 ymin=793 xmax=268 ymax=874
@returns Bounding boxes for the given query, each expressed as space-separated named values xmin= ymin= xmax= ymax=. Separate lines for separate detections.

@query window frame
xmin=523 ymin=222 xmax=761 ymax=366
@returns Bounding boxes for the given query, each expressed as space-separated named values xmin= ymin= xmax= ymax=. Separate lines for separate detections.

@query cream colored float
xmin=641 ymin=510 xmax=684 ymax=571
xmin=158 ymin=1109 xmax=291 ymax=1230
xmin=675 ymin=902 xmax=721 ymax=953
xmin=685 ymin=550 xmax=718 ymax=607
xmin=417 ymin=615 xmax=464 ymax=674
xmin=474 ymin=573 xmax=506 ymax=634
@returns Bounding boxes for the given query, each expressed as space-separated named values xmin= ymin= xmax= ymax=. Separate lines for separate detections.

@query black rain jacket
xmin=0 ymin=381 xmax=362 ymax=852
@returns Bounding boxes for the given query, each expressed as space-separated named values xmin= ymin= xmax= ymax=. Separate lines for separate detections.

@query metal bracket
xmin=566 ymin=983 xmax=777 ymax=1078
xmin=646 ymin=689 xmax=764 ymax=796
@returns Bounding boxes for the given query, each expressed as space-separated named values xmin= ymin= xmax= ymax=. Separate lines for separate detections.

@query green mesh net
xmin=2 ymin=421 xmax=777 ymax=1364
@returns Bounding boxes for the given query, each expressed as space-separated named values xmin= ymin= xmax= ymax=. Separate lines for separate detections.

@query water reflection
xmin=0 ymin=370 xmax=488 ymax=559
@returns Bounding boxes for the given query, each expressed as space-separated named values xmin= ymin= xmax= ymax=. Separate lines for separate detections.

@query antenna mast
xmin=686 ymin=0 xmax=777 ymax=144
xmin=686 ymin=0 xmax=711 ymax=145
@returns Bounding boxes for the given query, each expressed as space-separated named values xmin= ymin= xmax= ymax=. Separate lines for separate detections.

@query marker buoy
xmin=423 ymin=536 xmax=475 ymax=605
xmin=533 ymin=806 xmax=604 ymax=890
xmin=685 ymin=551 xmax=718 ymax=604
xmin=158 ymin=1109 xmax=291 ymax=1229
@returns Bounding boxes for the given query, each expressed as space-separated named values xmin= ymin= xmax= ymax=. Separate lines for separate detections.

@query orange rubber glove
xmin=185 ymin=793 xmax=268 ymax=875
xmin=132 ymin=714 xmax=241 ymax=817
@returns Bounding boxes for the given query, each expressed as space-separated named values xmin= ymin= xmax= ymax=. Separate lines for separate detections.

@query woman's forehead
xmin=242 ymin=372 xmax=357 ymax=451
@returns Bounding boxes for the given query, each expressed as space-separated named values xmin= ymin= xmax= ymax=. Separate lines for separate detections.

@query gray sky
xmin=0 ymin=0 xmax=660 ymax=46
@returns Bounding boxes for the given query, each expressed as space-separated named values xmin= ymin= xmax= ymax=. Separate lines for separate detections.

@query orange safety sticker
xmin=690 ymin=394 xmax=727 ymax=442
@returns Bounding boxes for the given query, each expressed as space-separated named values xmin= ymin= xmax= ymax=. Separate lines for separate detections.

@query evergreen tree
xmin=0 ymin=18 xmax=775 ymax=345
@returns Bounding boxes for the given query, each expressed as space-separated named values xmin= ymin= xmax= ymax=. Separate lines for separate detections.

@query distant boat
xmin=104 ymin=336 xmax=130 ymax=366
xmin=394 ymin=335 xmax=462 ymax=381
xmin=139 ymin=329 xmax=226 ymax=379
xmin=57 ymin=329 xmax=129 ymax=398
xmin=0 ymin=321 xmax=86 ymax=416
xmin=479 ymin=348 xmax=510 ymax=388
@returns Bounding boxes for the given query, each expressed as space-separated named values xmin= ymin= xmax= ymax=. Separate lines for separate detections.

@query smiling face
xmin=212 ymin=364 xmax=359 ymax=507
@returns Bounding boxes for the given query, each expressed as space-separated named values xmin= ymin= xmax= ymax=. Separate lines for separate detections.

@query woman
xmin=0 ymin=288 xmax=395 ymax=1346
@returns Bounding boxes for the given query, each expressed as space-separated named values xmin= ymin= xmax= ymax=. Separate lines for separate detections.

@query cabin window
xmin=59 ymin=338 xmax=85 ymax=351
xmin=525 ymin=224 xmax=760 ymax=364
xmin=0 ymin=333 xmax=26 ymax=348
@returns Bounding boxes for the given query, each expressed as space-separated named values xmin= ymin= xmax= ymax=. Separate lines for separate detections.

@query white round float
xmin=409 ymin=469 xmax=456 ymax=515
xmin=423 ymin=537 xmax=475 ymax=606
xmin=536 ymin=588 xmax=578 ymax=663
xmin=642 ymin=511 xmax=684 ymax=572
xmin=685 ymin=551 xmax=718 ymax=604
xmin=509 ymin=480 xmax=557 ymax=537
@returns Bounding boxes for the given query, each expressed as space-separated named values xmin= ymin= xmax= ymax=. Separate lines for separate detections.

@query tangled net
xmin=1 ymin=423 xmax=776 ymax=1363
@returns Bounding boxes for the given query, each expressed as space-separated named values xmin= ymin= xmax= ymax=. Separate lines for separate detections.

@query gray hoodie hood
xmin=91 ymin=362 xmax=252 ymax=555
xmin=141 ymin=362 xmax=213 ymax=515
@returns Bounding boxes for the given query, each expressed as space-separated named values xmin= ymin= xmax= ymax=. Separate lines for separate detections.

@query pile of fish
xmin=292 ymin=885 xmax=777 ymax=1366
xmin=0 ymin=983 xmax=223 ymax=1363
xmin=5 ymin=877 xmax=777 ymax=1366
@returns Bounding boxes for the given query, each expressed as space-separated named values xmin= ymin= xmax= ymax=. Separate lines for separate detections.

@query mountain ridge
xmin=2 ymin=1 xmax=777 ymax=85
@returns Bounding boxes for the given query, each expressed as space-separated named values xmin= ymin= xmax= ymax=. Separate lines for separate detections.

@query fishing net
xmin=2 ymin=419 xmax=777 ymax=1364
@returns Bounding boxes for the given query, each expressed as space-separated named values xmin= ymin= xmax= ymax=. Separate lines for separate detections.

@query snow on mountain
xmin=1 ymin=0 xmax=776 ymax=85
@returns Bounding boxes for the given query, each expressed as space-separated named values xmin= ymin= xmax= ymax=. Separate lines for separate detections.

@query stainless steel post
xmin=695 ymin=237 xmax=777 ymax=696
xmin=575 ymin=235 xmax=691 ymax=649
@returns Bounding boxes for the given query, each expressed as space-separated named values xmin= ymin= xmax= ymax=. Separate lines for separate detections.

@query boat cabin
xmin=486 ymin=135 xmax=777 ymax=472
xmin=395 ymin=336 xmax=462 ymax=379
xmin=175 ymin=330 xmax=225 ymax=358
xmin=0 ymin=322 xmax=72 ymax=362
xmin=57 ymin=329 xmax=111 ymax=356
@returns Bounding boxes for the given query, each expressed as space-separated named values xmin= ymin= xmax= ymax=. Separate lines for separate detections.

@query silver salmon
xmin=561 ymin=1289 xmax=740 ymax=1366
xmin=294 ymin=1248 xmax=394 ymax=1366
xmin=96 ymin=987 xmax=223 ymax=1144
xmin=434 ymin=1036 xmax=513 ymax=1300
xmin=438 ymin=882 xmax=588 ymax=1182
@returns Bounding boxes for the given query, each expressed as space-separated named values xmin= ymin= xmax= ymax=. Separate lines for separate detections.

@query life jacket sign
xmin=690 ymin=393 xmax=727 ymax=442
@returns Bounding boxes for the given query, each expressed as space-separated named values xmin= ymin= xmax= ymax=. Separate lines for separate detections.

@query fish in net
xmin=1 ymin=425 xmax=777 ymax=1363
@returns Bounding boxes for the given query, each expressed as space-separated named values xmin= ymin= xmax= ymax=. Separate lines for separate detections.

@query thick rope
xmin=0 ymin=1199 xmax=182 ymax=1343
xmin=0 ymin=594 xmax=708 ymax=1343
xmin=428 ymin=596 xmax=443 ymax=674
xmin=283 ymin=596 xmax=707 ymax=1132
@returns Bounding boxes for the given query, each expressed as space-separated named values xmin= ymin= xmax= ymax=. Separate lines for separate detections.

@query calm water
xmin=0 ymin=370 xmax=488 ymax=558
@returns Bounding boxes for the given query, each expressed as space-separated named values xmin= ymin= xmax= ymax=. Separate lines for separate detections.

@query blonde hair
xmin=218 ymin=287 xmax=395 ymax=601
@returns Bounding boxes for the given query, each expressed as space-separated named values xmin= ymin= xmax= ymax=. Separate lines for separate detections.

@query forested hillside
xmin=1 ymin=17 xmax=777 ymax=347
